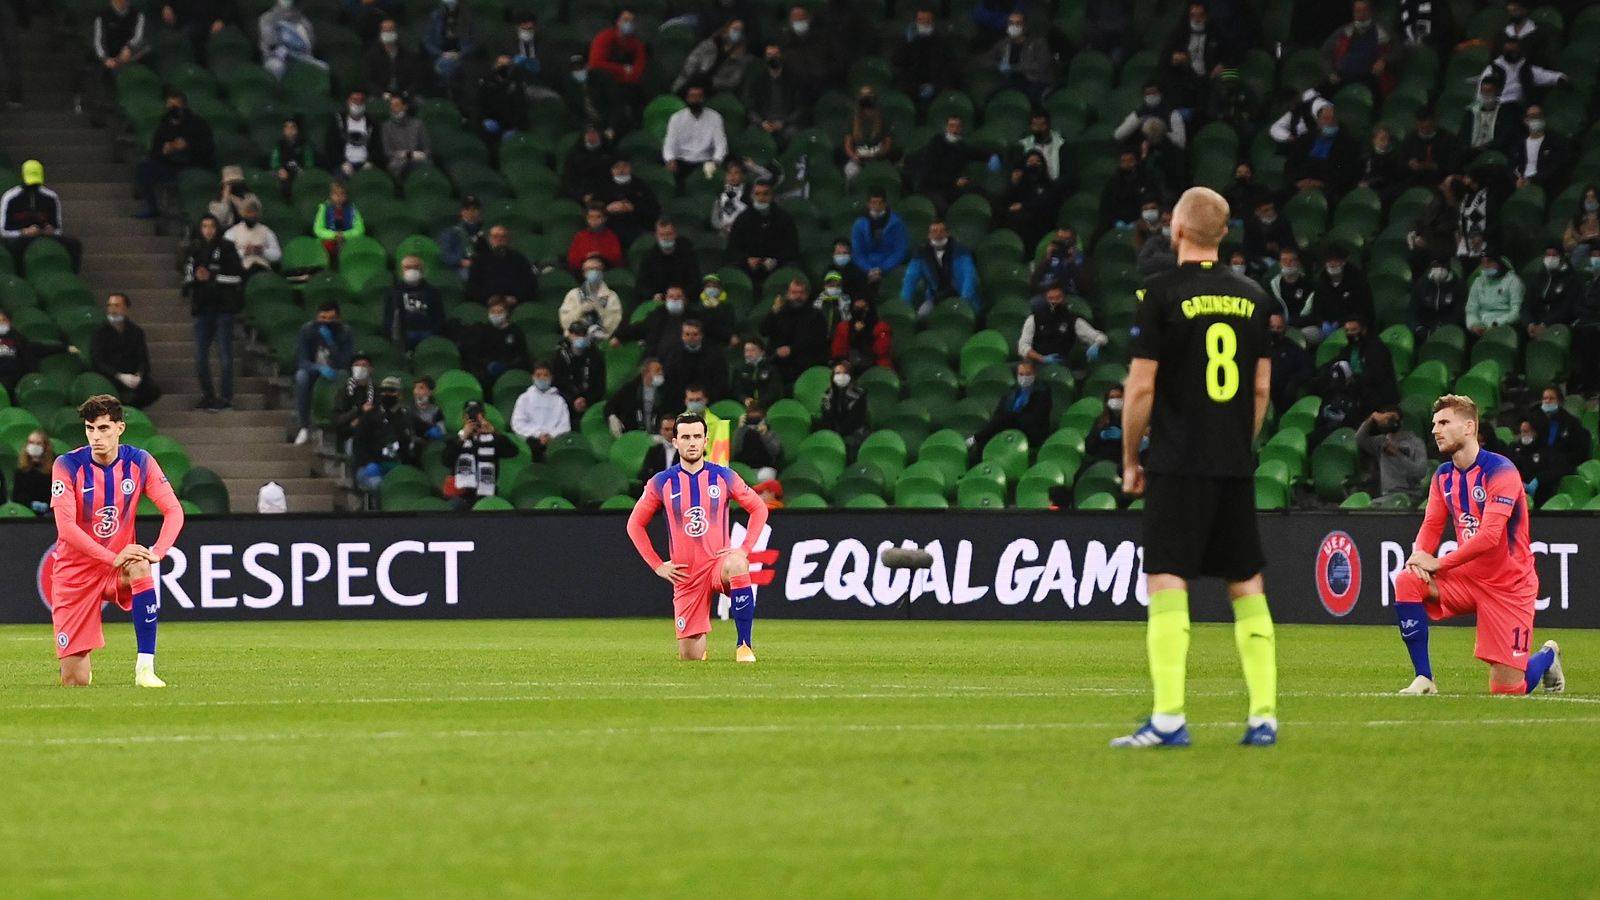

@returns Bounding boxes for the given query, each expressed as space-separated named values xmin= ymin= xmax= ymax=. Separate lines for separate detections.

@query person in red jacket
xmin=831 ymin=293 xmax=892 ymax=371
xmin=567 ymin=205 xmax=624 ymax=275
xmin=588 ymin=8 xmax=647 ymax=128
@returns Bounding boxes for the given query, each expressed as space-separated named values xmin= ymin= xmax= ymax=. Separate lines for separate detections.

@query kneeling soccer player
xmin=626 ymin=412 xmax=769 ymax=661
xmin=1394 ymin=394 xmax=1564 ymax=696
xmin=49 ymin=394 xmax=185 ymax=687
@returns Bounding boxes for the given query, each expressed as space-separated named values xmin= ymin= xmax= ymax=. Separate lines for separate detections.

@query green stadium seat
xmin=980 ymin=429 xmax=1029 ymax=481
xmin=1077 ymin=492 xmax=1117 ymax=511
xmin=1542 ymin=493 xmax=1574 ymax=511
xmin=1339 ymin=491 xmax=1372 ymax=509
xmin=1261 ymin=427 xmax=1308 ymax=478
xmin=1311 ymin=428 xmax=1359 ymax=502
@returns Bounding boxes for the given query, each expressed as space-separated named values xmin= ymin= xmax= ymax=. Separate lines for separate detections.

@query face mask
xmin=1106 ymin=398 xmax=1124 ymax=412
xmin=1486 ymin=268 xmax=1503 ymax=279
xmin=380 ymin=394 xmax=400 ymax=408
xmin=1592 ymin=257 xmax=1600 ymax=271
xmin=657 ymin=239 xmax=675 ymax=253
xmin=352 ymin=366 xmax=370 ymax=381
xmin=1321 ymin=125 xmax=1340 ymax=137
xmin=1189 ymin=19 xmax=1204 ymax=32
xmin=1527 ymin=118 xmax=1544 ymax=133
xmin=242 ymin=217 xmax=259 ymax=227
xmin=1016 ymin=375 xmax=1035 ymax=389
xmin=518 ymin=28 xmax=535 ymax=42
xmin=1479 ymin=96 xmax=1498 ymax=110
xmin=585 ymin=269 xmax=603 ymax=285
xmin=791 ymin=20 xmax=809 ymax=36
xmin=1229 ymin=264 xmax=1246 ymax=275
xmin=1006 ymin=24 xmax=1023 ymax=38
xmin=824 ymin=285 xmax=842 ymax=298
xmin=1160 ymin=226 xmax=1172 ymax=239
xmin=944 ymin=132 xmax=962 ymax=144
xmin=869 ymin=208 xmax=886 ymax=219
xmin=650 ymin=374 xmax=666 ymax=388
xmin=349 ymin=104 xmax=364 ymax=117
xmin=1032 ymin=130 xmax=1051 ymax=143
xmin=278 ymin=0 xmax=292 ymax=8
xmin=390 ymin=109 xmax=406 ymax=121
xmin=1541 ymin=402 xmax=1560 ymax=414
xmin=665 ymin=300 xmax=685 ymax=314
xmin=402 ymin=269 xmax=422 ymax=285
xmin=687 ymin=101 xmax=705 ymax=114
xmin=1141 ymin=209 xmax=1160 ymax=224
xmin=1259 ymin=213 xmax=1277 ymax=225
xmin=683 ymin=340 xmax=702 ymax=352
xmin=1544 ymin=256 xmax=1562 ymax=271
xmin=613 ymin=174 xmax=632 ymax=185
xmin=488 ymin=313 xmax=507 ymax=326
xmin=1504 ymin=51 xmax=1522 ymax=63
xmin=832 ymin=373 xmax=850 ymax=388
xmin=572 ymin=337 xmax=591 ymax=351
xmin=1326 ymin=265 xmax=1344 ymax=278
xmin=26 ymin=443 xmax=43 ymax=458
xmin=685 ymin=400 xmax=707 ymax=413
xmin=1282 ymin=265 xmax=1300 ymax=278
xmin=573 ymin=70 xmax=588 ymax=83
xmin=380 ymin=31 xmax=398 ymax=45
xmin=915 ymin=23 xmax=934 ymax=37
xmin=441 ymin=0 xmax=457 ymax=7
xmin=619 ymin=21 xmax=635 ymax=36
xmin=704 ymin=286 xmax=721 ymax=299
xmin=1144 ymin=94 xmax=1162 ymax=109
xmin=1429 ymin=267 xmax=1449 ymax=283
xmin=1418 ymin=127 xmax=1436 ymax=139
xmin=752 ymin=200 xmax=771 ymax=212
xmin=1352 ymin=19 xmax=1372 ymax=32
xmin=1269 ymin=328 xmax=1286 ymax=340
xmin=930 ymin=238 xmax=948 ymax=250
xmin=1520 ymin=434 xmax=1535 ymax=446
xmin=415 ymin=394 xmax=433 ymax=407
xmin=107 ymin=314 xmax=126 ymax=325
xmin=534 ymin=378 xmax=552 ymax=391
xmin=0 ymin=324 xmax=9 ymax=336
xmin=1586 ymin=200 xmax=1599 ymax=213
xmin=833 ymin=254 xmax=851 ymax=267
xmin=767 ymin=57 xmax=783 ymax=71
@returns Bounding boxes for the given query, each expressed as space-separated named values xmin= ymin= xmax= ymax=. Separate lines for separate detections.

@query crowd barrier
xmin=1 ymin=511 xmax=1595 ymax=627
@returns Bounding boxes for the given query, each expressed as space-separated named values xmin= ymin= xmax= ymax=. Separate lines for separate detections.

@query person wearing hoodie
xmin=1525 ymin=243 xmax=1579 ymax=340
xmin=0 ymin=160 xmax=82 ymax=274
xmin=1409 ymin=256 xmax=1466 ymax=337
xmin=1465 ymin=253 xmax=1524 ymax=336
xmin=380 ymin=95 xmax=432 ymax=179
xmin=510 ymin=360 xmax=571 ymax=459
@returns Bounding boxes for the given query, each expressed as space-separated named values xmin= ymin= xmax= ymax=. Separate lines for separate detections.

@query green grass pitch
xmin=0 ymin=619 xmax=1595 ymax=898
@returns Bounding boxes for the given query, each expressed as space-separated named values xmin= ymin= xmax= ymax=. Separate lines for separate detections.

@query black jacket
xmin=352 ymin=404 xmax=415 ymax=469
xmin=592 ymin=177 xmax=660 ymax=248
xmin=552 ymin=341 xmax=607 ymax=416
xmin=1243 ymin=216 xmax=1298 ymax=262
xmin=759 ymin=301 xmax=829 ymax=384
xmin=633 ymin=239 xmax=701 ymax=303
xmin=364 ymin=43 xmax=424 ymax=98
xmin=819 ymin=383 xmax=869 ymax=439
xmin=148 ymin=108 xmax=215 ymax=169
xmin=1527 ymin=265 xmax=1581 ymax=327
xmin=1269 ymin=334 xmax=1314 ymax=415
xmin=616 ymin=302 xmax=715 ymax=361
xmin=726 ymin=205 xmax=800 ymax=273
xmin=0 ymin=184 xmax=63 ymax=234
xmin=88 ymin=321 xmax=153 ymax=384
xmin=383 ymin=280 xmax=446 ymax=346
xmin=607 ymin=380 xmax=679 ymax=434
xmin=660 ymin=342 xmax=729 ymax=402
xmin=1510 ymin=132 xmax=1571 ymax=192
xmin=466 ymin=246 xmax=539 ymax=303
xmin=560 ymin=142 xmax=616 ymax=203
xmin=462 ymin=322 xmax=530 ymax=382
xmin=1287 ymin=129 xmax=1361 ymax=197
xmin=975 ymin=385 xmax=1052 ymax=449
xmin=182 ymin=237 xmax=244 ymax=316
xmin=1311 ymin=268 xmax=1376 ymax=327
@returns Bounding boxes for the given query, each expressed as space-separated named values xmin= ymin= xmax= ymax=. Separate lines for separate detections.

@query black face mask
xmin=380 ymin=394 xmax=400 ymax=408
xmin=1032 ymin=130 xmax=1050 ymax=143
xmin=687 ymin=102 xmax=705 ymax=113
xmin=859 ymin=97 xmax=876 ymax=109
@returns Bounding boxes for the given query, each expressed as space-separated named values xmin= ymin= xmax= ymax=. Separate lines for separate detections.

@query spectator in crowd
xmin=511 ymin=360 xmax=571 ymax=459
xmin=850 ymin=188 xmax=909 ymax=290
xmin=1017 ymin=110 xmax=1070 ymax=188
xmin=843 ymin=86 xmax=897 ymax=187
xmin=552 ymin=320 xmax=606 ymax=423
xmin=1136 ymin=116 xmax=1188 ymax=200
xmin=364 ymin=17 xmax=423 ymax=99
xmin=731 ymin=336 xmax=784 ymax=408
xmin=606 ymin=357 xmax=673 ymax=436
xmin=1466 ymin=253 xmax=1524 ymax=336
xmin=1527 ymin=243 xmax=1579 ymax=340
xmin=476 ymin=54 xmax=528 ymax=145
xmin=330 ymin=352 xmax=377 ymax=447
xmin=1571 ymin=264 xmax=1600 ymax=395
xmin=328 ymin=91 xmax=379 ymax=180
xmin=986 ymin=11 xmax=1055 ymax=103
xmin=894 ymin=7 xmax=955 ymax=109
xmin=819 ymin=360 xmax=870 ymax=451
xmin=1356 ymin=408 xmax=1430 ymax=505
xmin=1270 ymin=87 xmax=1333 ymax=146
xmin=182 ymin=217 xmax=243 ymax=411
xmin=1019 ymin=285 xmax=1109 ymax=367
xmin=1030 ymin=229 xmax=1093 ymax=302
xmin=972 ymin=361 xmax=1051 ymax=452
xmin=1163 ymin=2 xmax=1233 ymax=80
xmin=902 ymin=219 xmax=979 ymax=317
xmin=504 ymin=11 xmax=555 ymax=101
xmin=663 ymin=84 xmax=728 ymax=187
xmin=760 ymin=278 xmax=830 ymax=386
xmin=1562 ymin=184 xmax=1600 ymax=268
xmin=380 ymin=95 xmax=432 ymax=179
xmin=272 ymin=115 xmax=317 ymax=195
xmin=779 ymin=3 xmax=838 ymax=94
xmin=825 ymin=239 xmax=874 ymax=304
xmin=134 ymin=89 xmax=214 ymax=219
xmin=1311 ymin=316 xmax=1397 ymax=430
xmin=1511 ymin=103 xmax=1570 ymax=192
xmin=561 ymin=123 xmax=614 ymax=204
xmin=1322 ymin=0 xmax=1398 ymax=95
xmin=697 ymin=273 xmax=739 ymax=344
xmin=77 ymin=0 xmax=151 ymax=123
xmin=1267 ymin=247 xmax=1314 ymax=321
xmin=1359 ymin=125 xmax=1409 ymax=206
xmin=206 ymin=165 xmax=256 ymax=229
xmin=710 ymin=158 xmax=752 ymax=237
xmin=595 ymin=158 xmax=659 ymax=250
xmin=616 ymin=284 xmax=700 ymax=359
xmin=1223 ymin=162 xmax=1273 ymax=226
xmin=635 ymin=218 xmax=701 ymax=305
xmin=11 ymin=430 xmax=54 ymax=515
xmin=1098 ymin=150 xmax=1159 ymax=233
xmin=1401 ymin=107 xmax=1462 ymax=187
xmin=1160 ymin=47 xmax=1210 ymax=122
xmin=1307 ymin=246 xmax=1375 ymax=341
xmin=1509 ymin=415 xmax=1562 ymax=505
xmin=1477 ymin=34 xmax=1564 ymax=113
xmin=1266 ymin=313 xmax=1314 ymax=416
xmin=1243 ymin=199 xmax=1297 ymax=272
xmin=312 ymin=181 xmax=365 ymax=261
xmin=1409 ymin=256 xmax=1467 ymax=337
xmin=437 ymin=194 xmax=484 ymax=280
xmin=1441 ymin=165 xmax=1510 ymax=264
xmin=832 ymin=294 xmax=892 ymax=373
xmin=90 ymin=292 xmax=160 ymax=409
xmin=1 ymin=160 xmax=82 ymax=274
xmin=1399 ymin=0 xmax=1456 ymax=48
xmin=567 ymin=206 xmax=624 ymax=274
xmin=407 ymin=375 xmax=446 ymax=457
xmin=383 ymin=254 xmax=445 ymax=351
xmin=258 ymin=0 xmax=327 ymax=82
xmin=462 ymin=296 xmax=530 ymax=390
xmin=638 ymin=414 xmax=680 ymax=481
xmin=913 ymin=116 xmax=984 ymax=213
xmin=745 ymin=44 xmax=806 ymax=147
xmin=1114 ymin=81 xmax=1188 ymax=150
xmin=443 ymin=400 xmax=518 ymax=509
xmin=662 ymin=320 xmax=729 ymax=401
xmin=292 ymin=301 xmax=355 ymax=445
xmin=673 ymin=18 xmax=752 ymax=95
xmin=814 ymin=270 xmax=852 ymax=335
xmin=1226 ymin=250 xmax=1251 ymax=277
xmin=731 ymin=404 xmax=782 ymax=471
xmin=1288 ymin=104 xmax=1360 ymax=197
xmin=560 ymin=255 xmax=624 ymax=340
xmin=224 ymin=198 xmax=282 ymax=276
xmin=422 ymin=0 xmax=482 ymax=102
xmin=727 ymin=180 xmax=799 ymax=282
xmin=1084 ymin=386 xmax=1126 ymax=465
xmin=1002 ymin=149 xmax=1060 ymax=249
xmin=161 ymin=0 xmax=238 ymax=58
xmin=1460 ymin=76 xmax=1517 ymax=154
xmin=1501 ymin=1 xmax=1544 ymax=56
xmin=1136 ymin=210 xmax=1177 ymax=276
xmin=1523 ymin=386 xmax=1590 ymax=504
xmin=352 ymin=375 xmax=415 ymax=497
xmin=587 ymin=8 xmax=647 ymax=127
xmin=467 ymin=224 xmax=538 ymax=305
xmin=0 ymin=308 xmax=54 ymax=395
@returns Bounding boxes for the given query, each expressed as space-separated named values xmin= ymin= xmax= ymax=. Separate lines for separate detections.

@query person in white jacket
xmin=223 ymin=198 xmax=282 ymax=275
xmin=510 ymin=361 xmax=571 ymax=459
xmin=558 ymin=256 xmax=623 ymax=339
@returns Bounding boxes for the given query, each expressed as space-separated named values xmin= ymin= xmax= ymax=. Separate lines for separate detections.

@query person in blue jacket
xmin=850 ymin=188 xmax=909 ymax=286
xmin=901 ymin=219 xmax=979 ymax=317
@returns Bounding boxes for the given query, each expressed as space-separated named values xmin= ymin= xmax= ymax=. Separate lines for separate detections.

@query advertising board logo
xmin=1315 ymin=531 xmax=1361 ymax=617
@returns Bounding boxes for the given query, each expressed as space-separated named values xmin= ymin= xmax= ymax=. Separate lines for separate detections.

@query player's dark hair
xmin=77 ymin=393 xmax=124 ymax=423
xmin=674 ymin=411 xmax=707 ymax=438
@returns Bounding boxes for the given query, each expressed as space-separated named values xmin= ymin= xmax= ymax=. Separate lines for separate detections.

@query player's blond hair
xmin=1172 ymin=187 xmax=1230 ymax=248
xmin=1432 ymin=393 xmax=1479 ymax=422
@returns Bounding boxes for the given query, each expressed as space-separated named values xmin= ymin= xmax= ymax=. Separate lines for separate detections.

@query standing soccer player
xmin=49 ymin=394 xmax=184 ymax=687
xmin=1112 ymin=187 xmax=1279 ymax=748
xmin=1392 ymin=394 xmax=1565 ymax=695
xmin=626 ymin=412 xmax=769 ymax=661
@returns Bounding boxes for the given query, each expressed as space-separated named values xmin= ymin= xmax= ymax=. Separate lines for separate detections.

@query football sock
xmin=730 ymin=574 xmax=755 ymax=647
xmin=131 ymin=576 xmax=157 ymax=657
xmin=1147 ymin=589 xmax=1190 ymax=722
xmin=1523 ymin=646 xmax=1557 ymax=694
xmin=1395 ymin=602 xmax=1432 ymax=680
xmin=1231 ymin=593 xmax=1277 ymax=721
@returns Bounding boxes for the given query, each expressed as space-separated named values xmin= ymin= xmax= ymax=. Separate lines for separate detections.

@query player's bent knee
xmin=125 ymin=559 xmax=152 ymax=580
xmin=1394 ymin=570 xmax=1429 ymax=604
xmin=722 ymin=556 xmax=750 ymax=578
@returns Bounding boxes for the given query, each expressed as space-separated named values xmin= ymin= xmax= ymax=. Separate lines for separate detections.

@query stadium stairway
xmin=0 ymin=38 xmax=335 ymax=513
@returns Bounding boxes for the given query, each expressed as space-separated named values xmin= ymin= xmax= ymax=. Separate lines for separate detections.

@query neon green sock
xmin=1232 ymin=593 xmax=1277 ymax=720
xmin=1147 ymin=589 xmax=1190 ymax=717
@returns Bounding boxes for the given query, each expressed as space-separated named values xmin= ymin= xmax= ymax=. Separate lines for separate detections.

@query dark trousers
xmin=135 ymin=158 xmax=186 ymax=211
xmin=3 ymin=234 xmax=83 ymax=273
xmin=193 ymin=311 xmax=234 ymax=403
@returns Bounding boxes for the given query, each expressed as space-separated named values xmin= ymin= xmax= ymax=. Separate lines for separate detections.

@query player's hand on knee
xmin=113 ymin=545 xmax=153 ymax=569
xmin=655 ymin=561 xmax=688 ymax=584
xmin=1406 ymin=563 xmax=1433 ymax=585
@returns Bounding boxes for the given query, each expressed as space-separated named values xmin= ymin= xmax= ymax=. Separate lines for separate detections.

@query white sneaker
xmin=294 ymin=428 xmax=310 ymax=445
xmin=1541 ymin=640 xmax=1565 ymax=693
xmin=1398 ymin=675 xmax=1438 ymax=695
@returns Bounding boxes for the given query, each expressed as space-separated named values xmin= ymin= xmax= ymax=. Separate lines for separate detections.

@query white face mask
xmin=518 ymin=28 xmax=535 ymax=42
xmin=930 ymin=238 xmax=948 ymax=250
xmin=1428 ymin=267 xmax=1449 ymax=283
xmin=832 ymin=373 xmax=851 ymax=388
xmin=26 ymin=443 xmax=44 ymax=458
xmin=1160 ymin=226 xmax=1172 ymax=239
xmin=752 ymin=200 xmax=771 ymax=211
xmin=1229 ymin=264 xmax=1246 ymax=275
xmin=824 ymin=285 xmax=842 ymax=298
xmin=352 ymin=366 xmax=370 ymax=381
xmin=380 ymin=31 xmax=398 ymax=45
xmin=488 ymin=313 xmax=507 ymax=327
xmin=791 ymin=20 xmax=809 ymax=36
xmin=915 ymin=23 xmax=934 ymax=37
xmin=0 ymin=324 xmax=9 ymax=336
xmin=1141 ymin=209 xmax=1160 ymax=224
xmin=1016 ymin=375 xmax=1035 ymax=389
xmin=613 ymin=174 xmax=632 ymax=185
xmin=585 ymin=269 xmax=604 ymax=285
xmin=348 ymin=103 xmax=364 ymax=117
xmin=1006 ymin=24 xmax=1023 ymax=38
xmin=650 ymin=374 xmax=666 ymax=388
xmin=1544 ymin=256 xmax=1562 ymax=271
xmin=1106 ymin=398 xmax=1124 ymax=412
xmin=1143 ymin=93 xmax=1162 ymax=108
xmin=1281 ymin=265 xmax=1300 ymax=278
xmin=402 ymin=268 xmax=422 ymax=285
xmin=1326 ymin=265 xmax=1344 ymax=278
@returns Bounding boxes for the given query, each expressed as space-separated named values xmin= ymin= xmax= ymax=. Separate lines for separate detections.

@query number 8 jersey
xmin=1131 ymin=260 xmax=1273 ymax=478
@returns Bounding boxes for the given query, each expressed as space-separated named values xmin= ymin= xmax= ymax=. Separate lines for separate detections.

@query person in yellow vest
xmin=683 ymin=384 xmax=730 ymax=464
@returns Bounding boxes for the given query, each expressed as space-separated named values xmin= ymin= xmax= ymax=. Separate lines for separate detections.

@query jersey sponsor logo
xmin=51 ymin=479 xmax=66 ymax=497
xmin=92 ymin=506 xmax=119 ymax=539
xmin=1315 ymin=530 xmax=1362 ymax=617
xmin=684 ymin=505 xmax=708 ymax=537
xmin=1472 ymin=485 xmax=1486 ymax=503
xmin=1458 ymin=513 xmax=1479 ymax=541
xmin=121 ymin=478 xmax=136 ymax=495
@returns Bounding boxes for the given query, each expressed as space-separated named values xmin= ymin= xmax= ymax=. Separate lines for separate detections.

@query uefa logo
xmin=1315 ymin=531 xmax=1362 ymax=617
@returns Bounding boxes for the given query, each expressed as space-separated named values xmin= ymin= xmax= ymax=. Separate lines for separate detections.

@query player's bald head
xmin=1172 ymin=187 xmax=1230 ymax=251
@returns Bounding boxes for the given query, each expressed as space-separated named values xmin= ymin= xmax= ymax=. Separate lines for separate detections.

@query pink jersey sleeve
xmin=50 ymin=458 xmax=117 ymax=567
xmin=728 ymin=473 xmax=768 ymax=555
xmin=1435 ymin=468 xmax=1518 ymax=574
xmin=1414 ymin=470 xmax=1447 ymax=554
xmin=627 ymin=481 xmax=665 ymax=570
xmin=141 ymin=454 xmax=185 ymax=560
